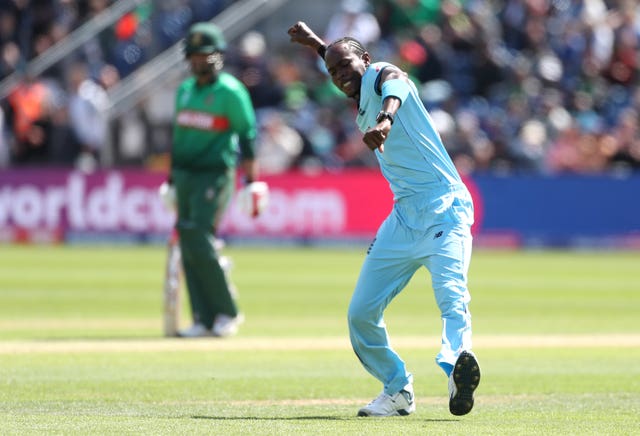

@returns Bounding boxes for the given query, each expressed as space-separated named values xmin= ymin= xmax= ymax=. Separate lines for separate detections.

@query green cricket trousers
xmin=172 ymin=167 xmax=238 ymax=329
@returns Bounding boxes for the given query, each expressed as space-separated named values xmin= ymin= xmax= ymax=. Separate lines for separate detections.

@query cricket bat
xmin=163 ymin=230 xmax=182 ymax=337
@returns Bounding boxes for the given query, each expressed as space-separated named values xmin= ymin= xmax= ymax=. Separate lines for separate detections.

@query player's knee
xmin=347 ymin=302 xmax=377 ymax=331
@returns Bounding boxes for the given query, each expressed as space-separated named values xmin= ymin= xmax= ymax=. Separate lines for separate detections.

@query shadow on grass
xmin=192 ymin=416 xmax=459 ymax=422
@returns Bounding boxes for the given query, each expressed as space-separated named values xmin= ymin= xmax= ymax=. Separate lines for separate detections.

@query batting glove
xmin=237 ymin=181 xmax=269 ymax=218
xmin=158 ymin=181 xmax=176 ymax=211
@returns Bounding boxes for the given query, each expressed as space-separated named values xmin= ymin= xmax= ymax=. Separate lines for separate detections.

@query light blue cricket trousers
xmin=347 ymin=200 xmax=473 ymax=395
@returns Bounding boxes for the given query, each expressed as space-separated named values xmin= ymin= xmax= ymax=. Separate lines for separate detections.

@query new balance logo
xmin=434 ymin=231 xmax=443 ymax=239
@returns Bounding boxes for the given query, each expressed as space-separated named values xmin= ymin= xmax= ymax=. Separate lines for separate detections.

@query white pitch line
xmin=1 ymin=334 xmax=640 ymax=354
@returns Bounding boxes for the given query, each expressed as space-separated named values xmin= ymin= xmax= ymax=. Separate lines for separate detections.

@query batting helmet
xmin=184 ymin=22 xmax=227 ymax=57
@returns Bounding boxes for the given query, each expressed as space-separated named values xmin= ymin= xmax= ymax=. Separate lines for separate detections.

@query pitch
xmin=1 ymin=245 xmax=639 ymax=434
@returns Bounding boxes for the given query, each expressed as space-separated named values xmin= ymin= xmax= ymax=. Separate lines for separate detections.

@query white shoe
xmin=357 ymin=384 xmax=415 ymax=417
xmin=448 ymin=350 xmax=481 ymax=416
xmin=212 ymin=313 xmax=244 ymax=337
xmin=177 ymin=323 xmax=212 ymax=338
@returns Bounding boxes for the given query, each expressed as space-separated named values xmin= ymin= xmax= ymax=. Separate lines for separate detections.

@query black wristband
xmin=376 ymin=111 xmax=394 ymax=125
xmin=317 ymin=45 xmax=326 ymax=59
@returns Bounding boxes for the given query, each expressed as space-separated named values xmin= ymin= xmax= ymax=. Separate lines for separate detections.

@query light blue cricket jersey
xmin=356 ymin=62 xmax=474 ymax=229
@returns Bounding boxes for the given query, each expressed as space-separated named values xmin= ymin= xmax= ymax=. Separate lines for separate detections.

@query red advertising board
xmin=220 ymin=170 xmax=394 ymax=239
xmin=0 ymin=168 xmax=483 ymax=243
xmin=0 ymin=169 xmax=399 ymax=243
xmin=0 ymin=169 xmax=173 ymax=242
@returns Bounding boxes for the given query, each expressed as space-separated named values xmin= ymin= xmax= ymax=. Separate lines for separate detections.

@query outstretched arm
xmin=288 ymin=21 xmax=327 ymax=58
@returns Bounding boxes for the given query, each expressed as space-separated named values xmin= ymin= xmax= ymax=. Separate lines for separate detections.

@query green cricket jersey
xmin=171 ymin=72 xmax=257 ymax=172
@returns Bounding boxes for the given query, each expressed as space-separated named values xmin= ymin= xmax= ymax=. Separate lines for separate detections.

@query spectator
xmin=3 ymin=73 xmax=53 ymax=165
xmin=0 ymin=104 xmax=8 ymax=167
xmin=374 ymin=0 xmax=441 ymax=40
xmin=0 ymin=9 xmax=20 ymax=79
xmin=325 ymin=0 xmax=381 ymax=48
xmin=255 ymin=110 xmax=304 ymax=174
xmin=230 ymin=30 xmax=285 ymax=109
xmin=66 ymin=61 xmax=108 ymax=168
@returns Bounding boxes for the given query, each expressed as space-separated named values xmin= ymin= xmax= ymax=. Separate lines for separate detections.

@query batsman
xmin=161 ymin=22 xmax=267 ymax=338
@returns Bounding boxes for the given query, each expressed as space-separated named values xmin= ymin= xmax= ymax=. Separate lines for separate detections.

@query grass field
xmin=1 ymin=244 xmax=639 ymax=435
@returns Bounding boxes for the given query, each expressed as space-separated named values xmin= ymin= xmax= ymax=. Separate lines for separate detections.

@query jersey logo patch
xmin=176 ymin=110 xmax=230 ymax=131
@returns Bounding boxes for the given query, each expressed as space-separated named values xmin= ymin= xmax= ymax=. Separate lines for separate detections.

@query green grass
xmin=1 ymin=245 xmax=639 ymax=435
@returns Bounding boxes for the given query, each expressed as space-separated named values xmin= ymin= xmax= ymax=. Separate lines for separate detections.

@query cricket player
xmin=288 ymin=21 xmax=480 ymax=417
xmin=165 ymin=22 xmax=266 ymax=337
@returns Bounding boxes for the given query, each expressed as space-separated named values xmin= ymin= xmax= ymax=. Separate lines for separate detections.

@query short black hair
xmin=327 ymin=37 xmax=366 ymax=57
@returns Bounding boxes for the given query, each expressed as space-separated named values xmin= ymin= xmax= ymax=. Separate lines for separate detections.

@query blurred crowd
xmin=0 ymin=0 xmax=231 ymax=168
xmin=1 ymin=0 xmax=640 ymax=176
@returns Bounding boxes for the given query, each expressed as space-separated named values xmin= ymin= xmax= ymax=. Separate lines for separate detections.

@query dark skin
xmin=288 ymin=21 xmax=407 ymax=153
xmin=189 ymin=53 xmax=219 ymax=85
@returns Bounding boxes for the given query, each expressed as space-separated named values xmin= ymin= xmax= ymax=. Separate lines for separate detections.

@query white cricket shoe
xmin=357 ymin=384 xmax=415 ymax=417
xmin=212 ymin=313 xmax=244 ymax=337
xmin=448 ymin=350 xmax=481 ymax=416
xmin=177 ymin=323 xmax=212 ymax=338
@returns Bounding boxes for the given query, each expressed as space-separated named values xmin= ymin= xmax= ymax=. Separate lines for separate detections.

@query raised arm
xmin=288 ymin=21 xmax=327 ymax=59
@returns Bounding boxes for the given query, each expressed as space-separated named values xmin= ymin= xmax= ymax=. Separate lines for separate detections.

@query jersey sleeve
xmin=228 ymin=82 xmax=257 ymax=159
